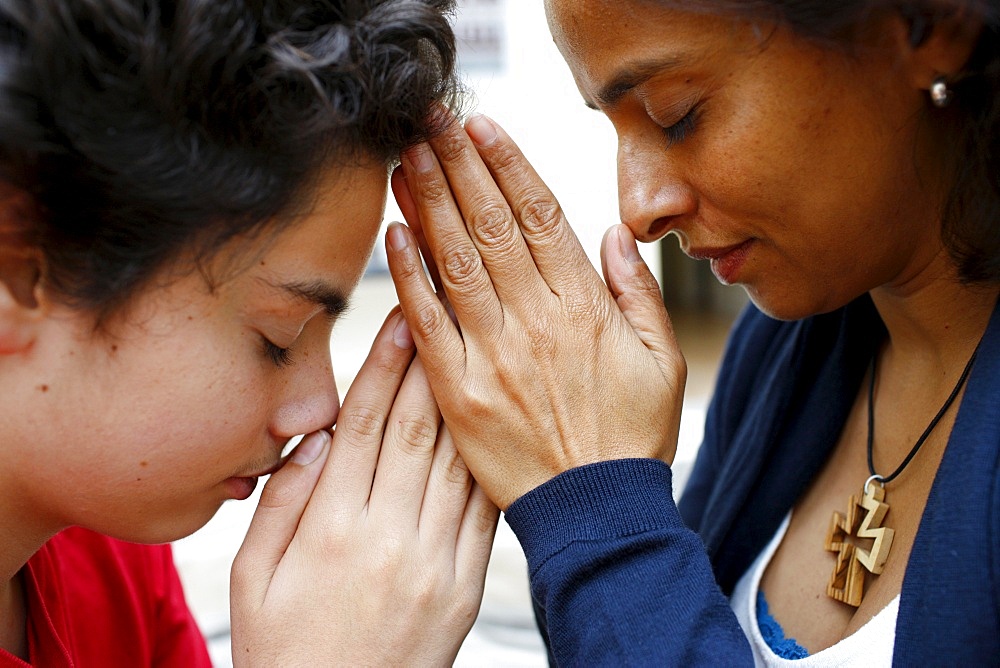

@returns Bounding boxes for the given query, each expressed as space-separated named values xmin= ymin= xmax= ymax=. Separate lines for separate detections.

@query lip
xmin=225 ymin=476 xmax=259 ymax=501
xmin=686 ymin=239 xmax=754 ymax=285
xmin=225 ymin=457 xmax=288 ymax=501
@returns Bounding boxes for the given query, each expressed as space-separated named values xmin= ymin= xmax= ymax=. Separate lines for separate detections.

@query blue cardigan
xmin=505 ymin=296 xmax=1000 ymax=665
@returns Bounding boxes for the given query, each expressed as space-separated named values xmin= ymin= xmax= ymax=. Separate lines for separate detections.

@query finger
xmin=601 ymin=225 xmax=682 ymax=375
xmin=455 ymin=482 xmax=500 ymax=579
xmin=418 ymin=114 xmax=545 ymax=305
xmin=309 ymin=309 xmax=414 ymax=514
xmin=391 ymin=165 xmax=442 ymax=292
xmin=386 ymin=223 xmax=468 ymax=391
xmin=399 ymin=141 xmax=503 ymax=337
xmin=464 ymin=113 xmax=603 ymax=296
xmin=417 ymin=424 xmax=472 ymax=549
xmin=368 ymin=355 xmax=440 ymax=528
xmin=232 ymin=430 xmax=331 ymax=604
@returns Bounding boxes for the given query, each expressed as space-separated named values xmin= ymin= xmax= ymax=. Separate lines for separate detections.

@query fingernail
xmin=387 ymin=222 xmax=409 ymax=252
xmin=617 ymin=226 xmax=643 ymax=264
xmin=393 ymin=314 xmax=413 ymax=349
xmin=466 ymin=114 xmax=498 ymax=147
xmin=406 ymin=143 xmax=434 ymax=173
xmin=291 ymin=430 xmax=329 ymax=466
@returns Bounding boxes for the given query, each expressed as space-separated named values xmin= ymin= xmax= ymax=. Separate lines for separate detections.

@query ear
xmin=894 ymin=3 xmax=985 ymax=90
xmin=0 ymin=185 xmax=44 ymax=355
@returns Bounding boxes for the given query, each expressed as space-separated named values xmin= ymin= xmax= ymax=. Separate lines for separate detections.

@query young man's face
xmin=7 ymin=163 xmax=386 ymax=543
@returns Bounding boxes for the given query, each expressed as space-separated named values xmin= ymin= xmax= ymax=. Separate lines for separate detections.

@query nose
xmin=617 ymin=133 xmax=696 ymax=243
xmin=270 ymin=344 xmax=340 ymax=440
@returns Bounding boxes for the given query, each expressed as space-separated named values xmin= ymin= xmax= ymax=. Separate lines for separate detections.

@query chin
xmin=94 ymin=502 xmax=225 ymax=545
xmin=743 ymin=284 xmax=857 ymax=322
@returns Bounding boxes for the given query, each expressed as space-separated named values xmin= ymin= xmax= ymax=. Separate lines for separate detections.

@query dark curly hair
xmin=0 ymin=0 xmax=459 ymax=317
xmin=650 ymin=0 xmax=1000 ymax=284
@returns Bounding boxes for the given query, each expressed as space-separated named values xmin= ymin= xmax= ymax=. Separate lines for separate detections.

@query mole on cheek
xmin=37 ymin=384 xmax=49 ymax=392
xmin=140 ymin=460 xmax=149 ymax=467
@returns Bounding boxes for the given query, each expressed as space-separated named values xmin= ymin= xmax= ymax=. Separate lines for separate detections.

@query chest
xmin=756 ymin=377 xmax=957 ymax=654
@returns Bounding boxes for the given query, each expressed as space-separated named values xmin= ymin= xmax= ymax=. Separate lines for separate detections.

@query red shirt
xmin=0 ymin=528 xmax=211 ymax=667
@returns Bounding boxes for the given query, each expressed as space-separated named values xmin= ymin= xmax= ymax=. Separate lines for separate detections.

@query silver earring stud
xmin=930 ymin=76 xmax=953 ymax=108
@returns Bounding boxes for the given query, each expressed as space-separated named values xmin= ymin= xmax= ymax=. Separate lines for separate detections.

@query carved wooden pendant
xmin=824 ymin=484 xmax=895 ymax=607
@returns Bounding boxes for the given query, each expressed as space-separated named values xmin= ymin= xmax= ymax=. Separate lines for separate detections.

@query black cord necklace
xmin=824 ymin=342 xmax=981 ymax=608
xmin=866 ymin=344 xmax=981 ymax=487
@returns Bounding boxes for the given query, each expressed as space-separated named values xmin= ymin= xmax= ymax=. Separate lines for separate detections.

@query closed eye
xmin=262 ymin=338 xmax=294 ymax=367
xmin=662 ymin=106 xmax=699 ymax=148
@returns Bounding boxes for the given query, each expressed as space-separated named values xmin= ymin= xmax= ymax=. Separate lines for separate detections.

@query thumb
xmin=601 ymin=225 xmax=682 ymax=374
xmin=231 ymin=430 xmax=331 ymax=606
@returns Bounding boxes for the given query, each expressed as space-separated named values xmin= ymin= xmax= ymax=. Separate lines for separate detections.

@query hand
xmin=387 ymin=112 xmax=686 ymax=510
xmin=230 ymin=309 xmax=499 ymax=666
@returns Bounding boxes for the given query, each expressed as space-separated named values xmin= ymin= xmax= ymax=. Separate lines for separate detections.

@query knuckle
xmin=439 ymin=449 xmax=471 ymax=487
xmin=458 ymin=387 xmax=492 ymax=423
xmin=393 ymin=412 xmax=439 ymax=456
xmin=230 ymin=553 xmax=251 ymax=590
xmin=373 ymin=348 xmax=405 ymax=377
xmin=635 ymin=275 xmax=664 ymax=300
xmin=441 ymin=243 xmax=485 ymax=288
xmin=522 ymin=313 xmax=558 ymax=357
xmin=469 ymin=200 xmax=514 ymax=248
xmin=413 ymin=176 xmax=451 ymax=207
xmin=394 ymin=245 xmax=429 ymax=281
xmin=368 ymin=536 xmax=407 ymax=576
xmin=434 ymin=130 xmax=469 ymax=164
xmin=565 ymin=288 xmax=611 ymax=326
xmin=517 ymin=191 xmax=564 ymax=237
xmin=454 ymin=588 xmax=482 ymax=622
xmin=408 ymin=570 xmax=445 ymax=609
xmin=337 ymin=405 xmax=386 ymax=442
xmin=629 ymin=262 xmax=664 ymax=295
xmin=310 ymin=518 xmax=355 ymax=557
xmin=670 ymin=356 xmax=689 ymax=390
xmin=487 ymin=140 xmax=524 ymax=175
xmin=408 ymin=299 xmax=449 ymax=340
xmin=256 ymin=476 xmax=300 ymax=511
xmin=475 ymin=503 xmax=498 ymax=535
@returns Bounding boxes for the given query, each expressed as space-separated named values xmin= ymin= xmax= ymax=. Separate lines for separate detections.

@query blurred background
xmin=172 ymin=1 xmax=746 ymax=664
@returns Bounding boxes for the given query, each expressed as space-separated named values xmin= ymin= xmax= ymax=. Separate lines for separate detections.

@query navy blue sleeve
xmin=504 ymin=459 xmax=752 ymax=666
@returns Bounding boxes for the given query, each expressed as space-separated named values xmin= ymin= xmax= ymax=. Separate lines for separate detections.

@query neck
xmin=870 ymin=249 xmax=998 ymax=374
xmin=0 ymin=490 xmax=59 ymax=660
xmin=0 ymin=487 xmax=59 ymax=584
xmin=0 ymin=572 xmax=27 ymax=660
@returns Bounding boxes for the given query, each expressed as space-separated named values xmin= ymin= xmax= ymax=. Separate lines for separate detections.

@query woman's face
xmin=8 ymin=164 xmax=386 ymax=543
xmin=546 ymin=0 xmax=947 ymax=319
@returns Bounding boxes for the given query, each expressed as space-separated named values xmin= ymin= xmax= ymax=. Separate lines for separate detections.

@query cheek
xmin=85 ymin=328 xmax=269 ymax=471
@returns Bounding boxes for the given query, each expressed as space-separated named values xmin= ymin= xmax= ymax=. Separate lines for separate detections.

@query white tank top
xmin=730 ymin=513 xmax=900 ymax=667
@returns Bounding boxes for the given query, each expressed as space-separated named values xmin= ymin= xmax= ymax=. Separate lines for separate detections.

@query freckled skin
xmin=3 ymin=164 xmax=387 ymax=545
xmin=544 ymin=0 xmax=949 ymax=320
xmin=543 ymin=0 xmax=999 ymax=654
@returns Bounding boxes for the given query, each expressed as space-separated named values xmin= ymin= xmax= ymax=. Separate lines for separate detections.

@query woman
xmin=0 ymin=0 xmax=497 ymax=665
xmin=388 ymin=0 xmax=999 ymax=663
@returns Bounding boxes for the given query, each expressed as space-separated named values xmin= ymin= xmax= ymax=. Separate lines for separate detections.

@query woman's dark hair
xmin=653 ymin=0 xmax=1000 ymax=283
xmin=0 ymin=0 xmax=459 ymax=317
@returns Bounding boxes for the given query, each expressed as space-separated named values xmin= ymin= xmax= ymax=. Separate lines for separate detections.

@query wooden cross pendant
xmin=824 ymin=484 xmax=895 ymax=607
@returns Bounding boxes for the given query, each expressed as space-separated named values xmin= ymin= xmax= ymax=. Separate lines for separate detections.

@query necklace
xmin=824 ymin=343 xmax=981 ymax=607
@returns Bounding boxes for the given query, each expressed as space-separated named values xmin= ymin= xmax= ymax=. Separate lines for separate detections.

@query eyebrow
xmin=587 ymin=55 xmax=686 ymax=109
xmin=271 ymin=279 xmax=350 ymax=318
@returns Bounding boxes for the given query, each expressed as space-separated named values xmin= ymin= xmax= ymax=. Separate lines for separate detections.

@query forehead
xmin=544 ymin=0 xmax=754 ymax=97
xmin=258 ymin=161 xmax=388 ymax=278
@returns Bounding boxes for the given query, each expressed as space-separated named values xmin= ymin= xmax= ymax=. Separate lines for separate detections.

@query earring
xmin=930 ymin=76 xmax=953 ymax=108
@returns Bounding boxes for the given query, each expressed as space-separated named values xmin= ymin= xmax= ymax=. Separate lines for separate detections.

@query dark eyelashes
xmin=662 ymin=105 xmax=700 ymax=148
xmin=262 ymin=338 xmax=294 ymax=367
